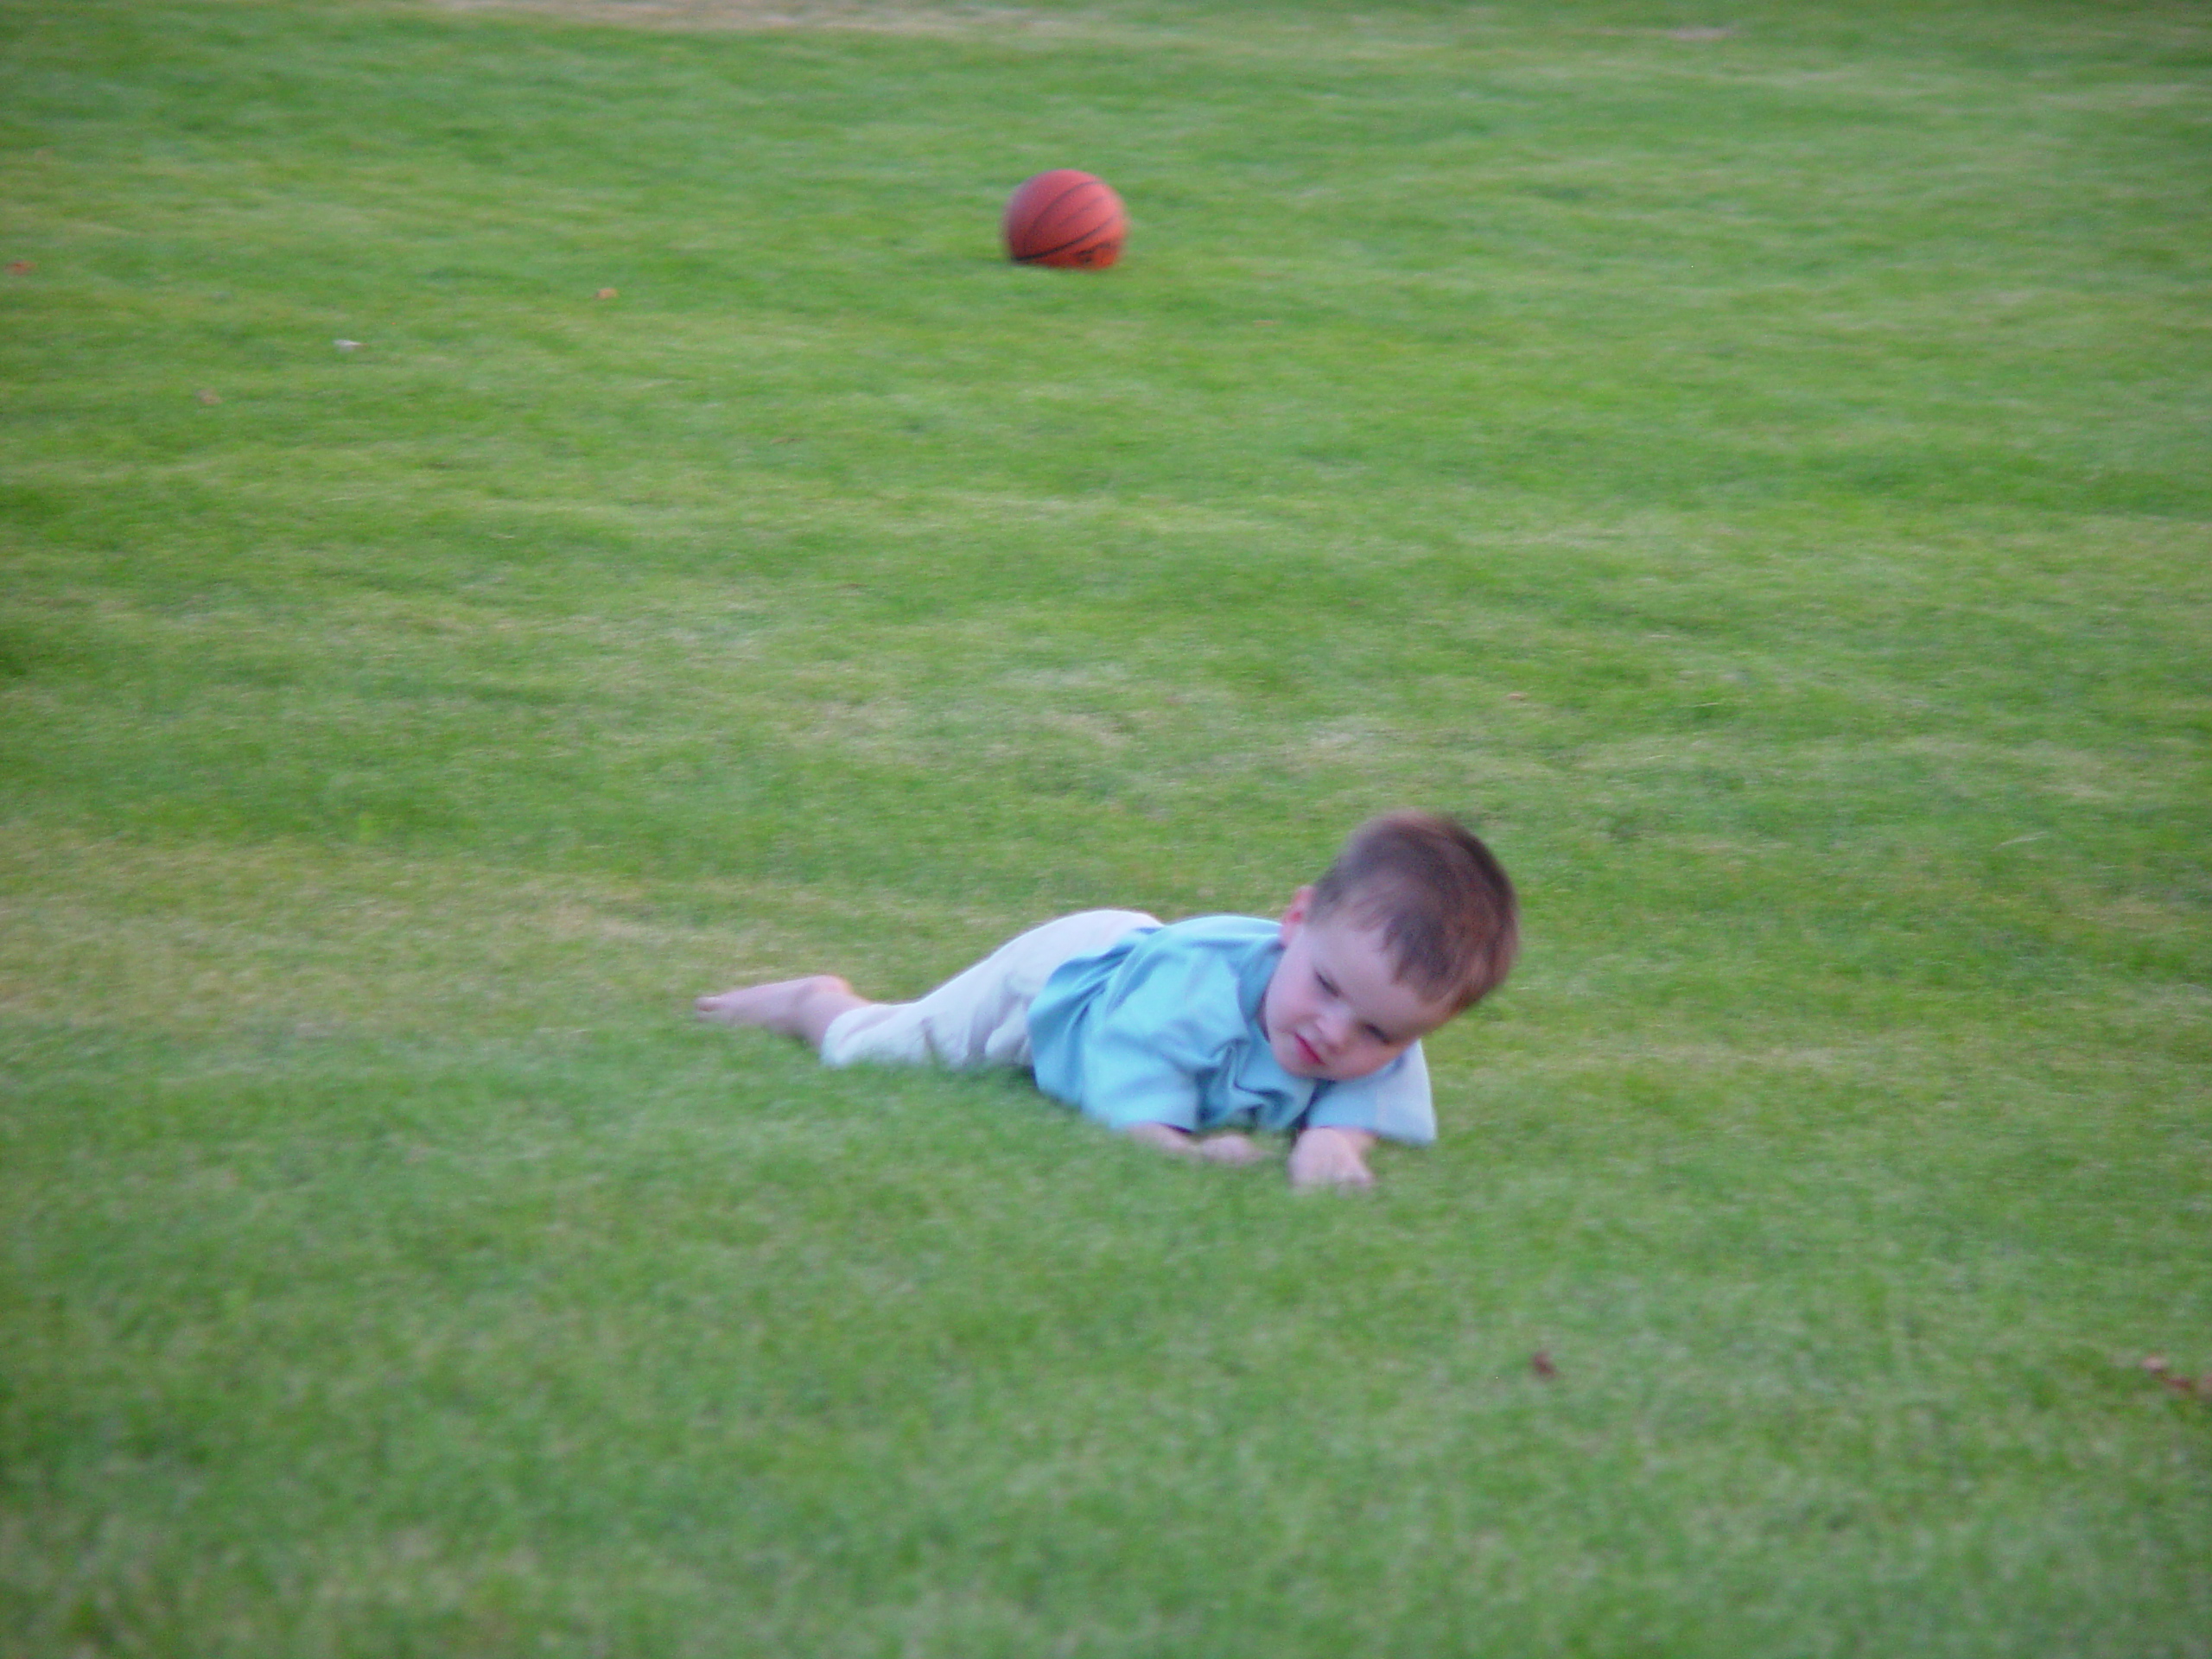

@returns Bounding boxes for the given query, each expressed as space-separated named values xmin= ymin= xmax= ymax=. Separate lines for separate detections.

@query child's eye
xmin=1365 ymin=1026 xmax=1391 ymax=1045
xmin=1316 ymin=975 xmax=1338 ymax=997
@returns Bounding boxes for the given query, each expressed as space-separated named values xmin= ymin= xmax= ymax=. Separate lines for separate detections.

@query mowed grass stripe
xmin=3 ymin=0 xmax=2209 ymax=1653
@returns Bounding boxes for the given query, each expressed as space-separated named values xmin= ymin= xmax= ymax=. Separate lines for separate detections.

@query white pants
xmin=820 ymin=909 xmax=1160 ymax=1070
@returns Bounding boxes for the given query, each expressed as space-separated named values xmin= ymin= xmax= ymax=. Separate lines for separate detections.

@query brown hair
xmin=1308 ymin=811 xmax=1519 ymax=1010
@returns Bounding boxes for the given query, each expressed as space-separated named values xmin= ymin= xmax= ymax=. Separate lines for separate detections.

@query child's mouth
xmin=1294 ymin=1033 xmax=1322 ymax=1070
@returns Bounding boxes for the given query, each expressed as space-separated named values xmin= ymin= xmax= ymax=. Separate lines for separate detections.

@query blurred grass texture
xmin=2 ymin=0 xmax=2209 ymax=1653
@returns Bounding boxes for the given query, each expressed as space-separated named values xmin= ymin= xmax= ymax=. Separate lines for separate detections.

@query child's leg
xmin=817 ymin=909 xmax=1159 ymax=1070
xmin=695 ymin=975 xmax=869 ymax=1051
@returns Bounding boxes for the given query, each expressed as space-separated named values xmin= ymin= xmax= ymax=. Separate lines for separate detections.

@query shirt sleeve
xmin=1300 ymin=1043 xmax=1436 ymax=1145
xmin=1057 ymin=941 xmax=1245 ymax=1133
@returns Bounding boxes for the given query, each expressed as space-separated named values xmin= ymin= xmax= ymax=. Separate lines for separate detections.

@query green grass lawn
xmin=3 ymin=0 xmax=2209 ymax=1651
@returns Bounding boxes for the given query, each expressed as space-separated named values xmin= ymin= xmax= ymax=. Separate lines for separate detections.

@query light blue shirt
xmin=1026 ymin=915 xmax=1436 ymax=1145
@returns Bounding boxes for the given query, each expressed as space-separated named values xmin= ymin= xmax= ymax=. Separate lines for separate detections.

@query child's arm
xmin=1287 ymin=1126 xmax=1376 ymax=1189
xmin=1125 ymin=1122 xmax=1376 ymax=1184
xmin=1123 ymin=1122 xmax=1268 ymax=1165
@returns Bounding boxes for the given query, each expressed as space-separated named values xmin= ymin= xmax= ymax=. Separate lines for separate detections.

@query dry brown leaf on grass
xmin=2136 ymin=1357 xmax=2208 ymax=1398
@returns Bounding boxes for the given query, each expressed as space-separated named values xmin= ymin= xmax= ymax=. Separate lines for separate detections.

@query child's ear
xmin=1279 ymin=885 xmax=1315 ymax=941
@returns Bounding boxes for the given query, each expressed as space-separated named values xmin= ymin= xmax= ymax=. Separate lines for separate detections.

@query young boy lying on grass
xmin=697 ymin=811 xmax=1517 ymax=1188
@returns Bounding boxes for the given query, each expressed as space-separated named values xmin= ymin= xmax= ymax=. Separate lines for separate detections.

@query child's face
xmin=1262 ymin=887 xmax=1459 ymax=1082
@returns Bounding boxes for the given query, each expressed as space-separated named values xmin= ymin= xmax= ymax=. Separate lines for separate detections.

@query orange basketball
xmin=1002 ymin=169 xmax=1127 ymax=270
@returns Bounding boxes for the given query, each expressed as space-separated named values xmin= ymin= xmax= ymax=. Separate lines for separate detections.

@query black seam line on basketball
xmin=1018 ymin=216 xmax=1119 ymax=261
xmin=1014 ymin=179 xmax=1114 ymax=258
xmin=1027 ymin=176 xmax=1097 ymax=231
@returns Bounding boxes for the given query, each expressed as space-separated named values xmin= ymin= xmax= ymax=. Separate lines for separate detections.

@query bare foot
xmin=696 ymin=975 xmax=868 ymax=1051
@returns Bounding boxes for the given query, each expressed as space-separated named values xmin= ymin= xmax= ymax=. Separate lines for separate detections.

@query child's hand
xmin=1194 ymin=1132 xmax=1267 ymax=1166
xmin=1122 ymin=1123 xmax=1265 ymax=1166
xmin=1287 ymin=1127 xmax=1376 ymax=1190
